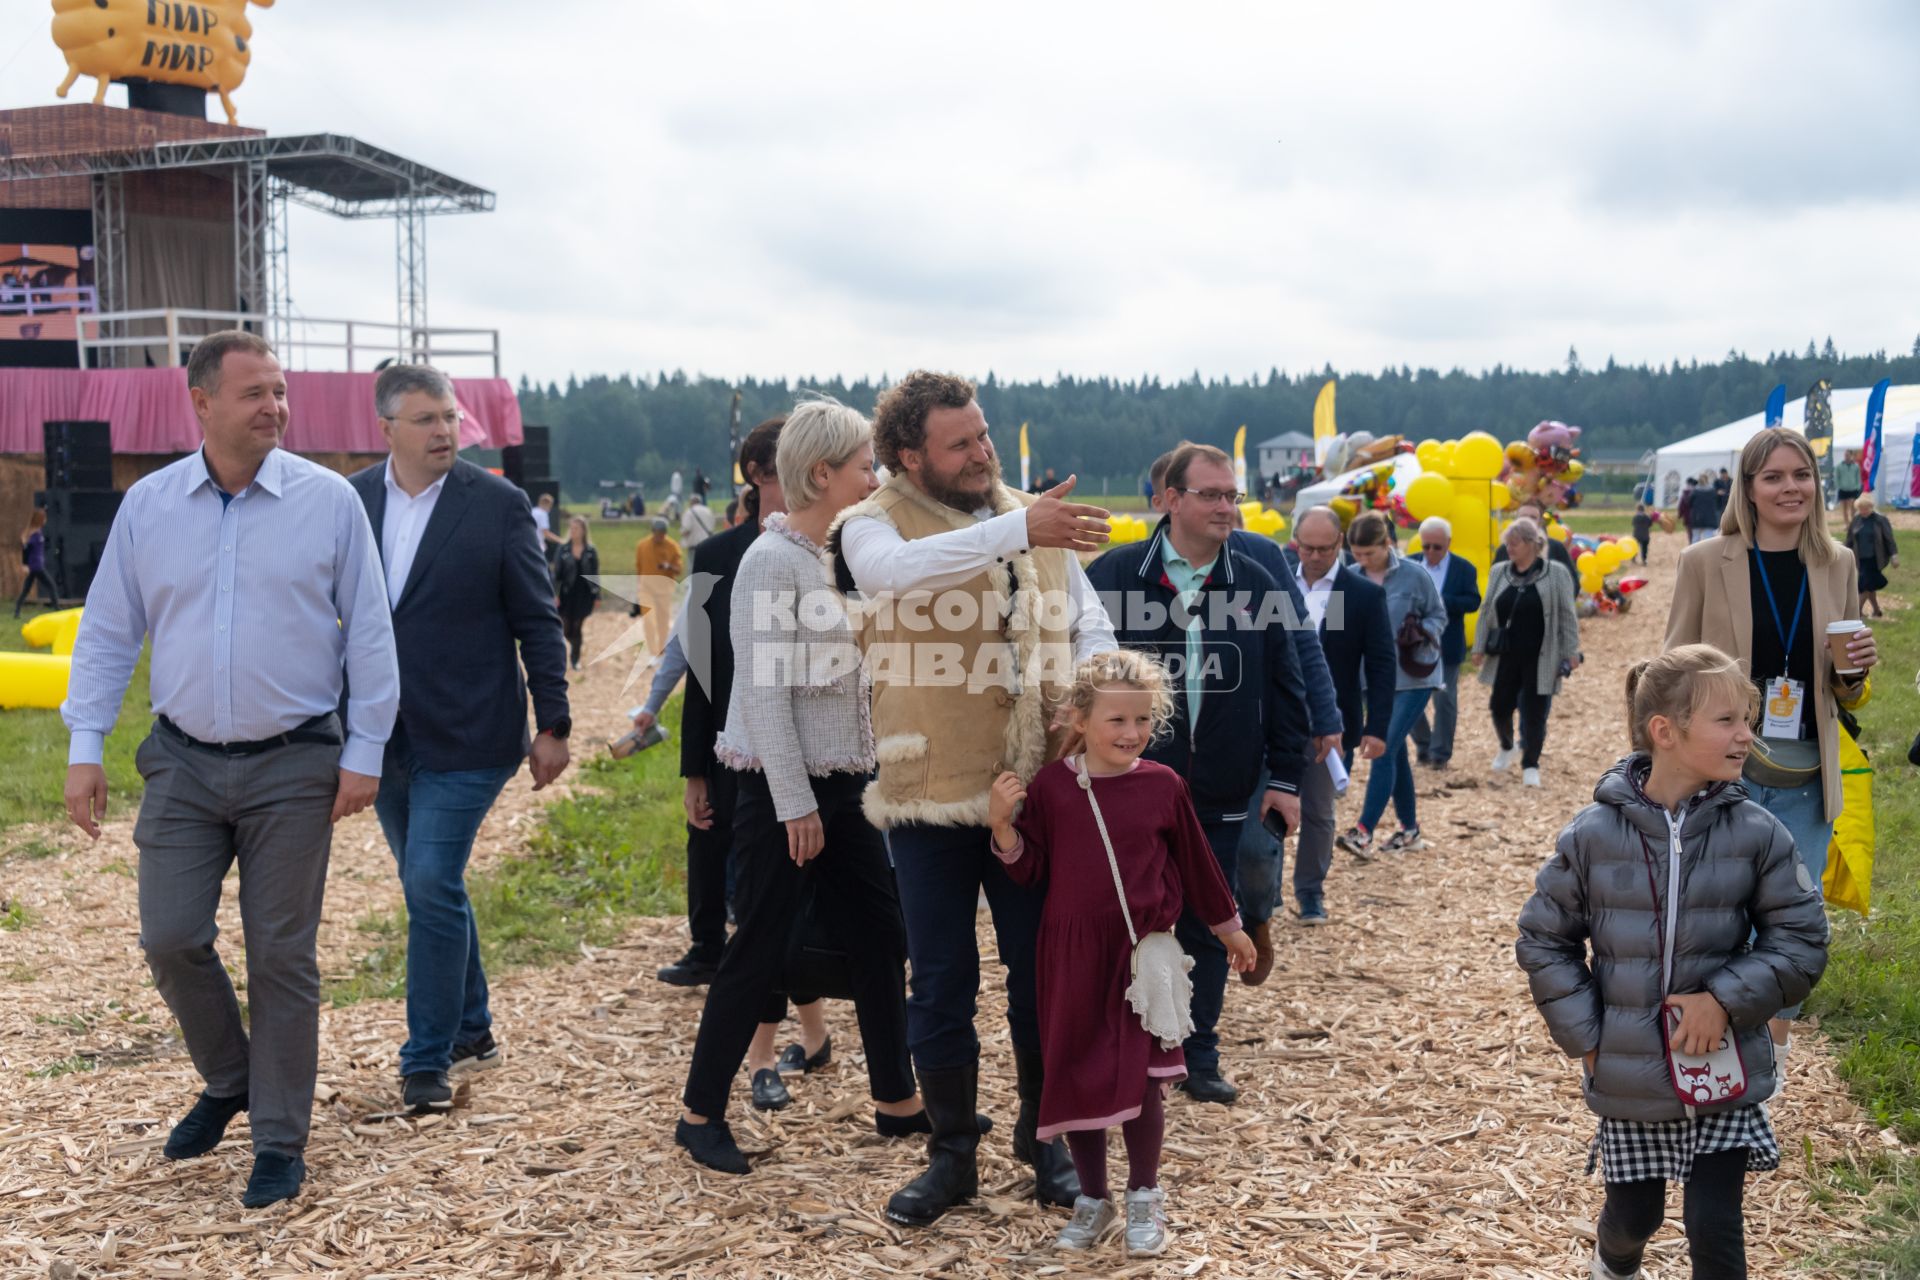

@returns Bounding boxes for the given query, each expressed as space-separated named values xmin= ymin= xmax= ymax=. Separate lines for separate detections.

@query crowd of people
xmin=42 ymin=338 xmax=1892 ymax=1273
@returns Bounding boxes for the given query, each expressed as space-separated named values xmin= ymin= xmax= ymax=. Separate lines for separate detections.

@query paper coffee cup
xmin=1827 ymin=619 xmax=1865 ymax=675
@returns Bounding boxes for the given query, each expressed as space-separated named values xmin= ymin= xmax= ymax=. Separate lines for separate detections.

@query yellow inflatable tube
xmin=0 ymin=653 xmax=72 ymax=710
xmin=21 ymin=607 xmax=83 ymax=649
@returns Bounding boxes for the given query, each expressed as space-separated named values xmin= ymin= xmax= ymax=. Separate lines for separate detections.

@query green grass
xmin=325 ymin=693 xmax=691 ymax=1008
xmin=28 ymin=1055 xmax=97 ymax=1080
xmin=1802 ymin=568 xmax=1920 ymax=1266
xmin=0 ymin=624 xmax=150 ymax=834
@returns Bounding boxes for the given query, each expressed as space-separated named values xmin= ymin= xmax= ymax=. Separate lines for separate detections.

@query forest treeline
xmin=516 ymin=337 xmax=1920 ymax=495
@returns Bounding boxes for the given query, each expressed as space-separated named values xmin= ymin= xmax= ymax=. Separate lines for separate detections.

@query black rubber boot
xmin=1012 ymin=1045 xmax=1081 ymax=1208
xmin=884 ymin=1064 xmax=980 ymax=1227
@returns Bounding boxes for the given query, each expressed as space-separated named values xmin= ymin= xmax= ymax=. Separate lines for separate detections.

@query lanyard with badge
xmin=1751 ymin=550 xmax=1807 ymax=737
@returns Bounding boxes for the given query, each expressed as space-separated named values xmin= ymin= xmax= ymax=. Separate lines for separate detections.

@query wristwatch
xmin=539 ymin=717 xmax=572 ymax=741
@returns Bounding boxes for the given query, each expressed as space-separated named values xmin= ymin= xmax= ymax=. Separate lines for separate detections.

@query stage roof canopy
xmin=0 ymin=133 xmax=494 ymax=219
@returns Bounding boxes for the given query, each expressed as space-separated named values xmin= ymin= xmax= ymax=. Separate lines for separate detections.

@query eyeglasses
xmin=1295 ymin=540 xmax=1341 ymax=555
xmin=385 ymin=410 xmax=464 ymax=430
xmin=1170 ymin=487 xmax=1245 ymax=506
xmin=1422 ymin=542 xmax=1446 ymax=551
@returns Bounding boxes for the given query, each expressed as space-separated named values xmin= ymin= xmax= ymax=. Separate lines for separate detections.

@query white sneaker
xmin=1492 ymin=747 xmax=1519 ymax=772
xmin=1124 ymin=1186 xmax=1169 ymax=1255
xmin=1054 ymin=1195 xmax=1117 ymax=1250
xmin=1523 ymin=767 xmax=1542 ymax=787
xmin=1590 ymin=1245 xmax=1641 ymax=1279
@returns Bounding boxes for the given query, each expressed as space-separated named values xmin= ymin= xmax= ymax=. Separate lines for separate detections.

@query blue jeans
xmin=374 ymin=754 xmax=518 ymax=1075
xmin=1176 ymin=819 xmax=1242 ymax=1075
xmin=887 ymin=821 xmax=1046 ymax=1070
xmin=1743 ymin=776 xmax=1831 ymax=1020
xmin=1411 ymin=662 xmax=1460 ymax=764
xmin=1235 ymin=769 xmax=1279 ymax=927
xmin=1358 ymin=688 xmax=1433 ymax=833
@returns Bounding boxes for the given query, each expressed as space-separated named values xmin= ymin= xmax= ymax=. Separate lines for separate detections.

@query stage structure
xmin=1 ymin=105 xmax=497 ymax=373
xmin=0 ymin=98 xmax=523 ymax=604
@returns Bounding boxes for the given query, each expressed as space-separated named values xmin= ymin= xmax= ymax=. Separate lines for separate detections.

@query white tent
xmin=1290 ymin=451 xmax=1424 ymax=513
xmin=1652 ymin=384 xmax=1920 ymax=508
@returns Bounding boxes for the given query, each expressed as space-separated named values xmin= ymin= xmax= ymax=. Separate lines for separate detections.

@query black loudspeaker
xmin=523 ymin=477 xmax=559 ymax=509
xmin=43 ymin=421 xmax=114 ymax=491
xmin=39 ymin=488 xmax=123 ymax=602
xmin=501 ymin=424 xmax=551 ymax=487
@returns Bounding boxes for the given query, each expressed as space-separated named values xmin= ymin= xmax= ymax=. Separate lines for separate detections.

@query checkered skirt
xmin=1586 ymin=1105 xmax=1780 ymax=1183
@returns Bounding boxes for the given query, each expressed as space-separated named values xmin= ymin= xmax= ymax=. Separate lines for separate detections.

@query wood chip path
xmin=0 ymin=530 xmax=1909 ymax=1277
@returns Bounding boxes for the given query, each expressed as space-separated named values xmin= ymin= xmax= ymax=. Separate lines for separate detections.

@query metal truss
xmin=396 ymin=190 xmax=429 ymax=359
xmin=87 ymin=170 xmax=129 ymax=368
xmin=1 ymin=133 xmax=494 ymax=218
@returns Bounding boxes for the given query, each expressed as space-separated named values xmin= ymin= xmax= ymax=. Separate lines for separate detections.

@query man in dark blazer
xmin=349 ymin=366 xmax=571 ymax=1114
xmin=1283 ymin=507 xmax=1394 ymax=925
xmin=1409 ymin=516 xmax=1482 ymax=770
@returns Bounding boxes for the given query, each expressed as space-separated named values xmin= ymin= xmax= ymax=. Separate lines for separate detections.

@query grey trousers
xmin=134 ymin=726 xmax=340 ymax=1157
xmin=1411 ymin=662 xmax=1460 ymax=764
xmin=1292 ymin=748 xmax=1341 ymax=900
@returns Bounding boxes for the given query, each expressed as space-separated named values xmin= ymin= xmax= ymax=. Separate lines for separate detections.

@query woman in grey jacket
xmin=678 ymin=397 xmax=926 ymax=1176
xmin=1474 ymin=517 xmax=1581 ymax=787
xmin=1337 ymin=511 xmax=1446 ymax=858
xmin=1517 ymin=645 xmax=1828 ymax=1280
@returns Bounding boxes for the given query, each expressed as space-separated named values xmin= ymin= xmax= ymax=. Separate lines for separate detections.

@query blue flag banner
xmin=1862 ymin=378 xmax=1890 ymax=494
xmin=1764 ymin=384 xmax=1787 ymax=428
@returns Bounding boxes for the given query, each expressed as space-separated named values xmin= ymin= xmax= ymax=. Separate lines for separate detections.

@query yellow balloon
xmin=1434 ymin=444 xmax=1458 ymax=477
xmin=1581 ymin=569 xmax=1604 ymax=594
xmin=1404 ymin=472 xmax=1456 ymax=522
xmin=1489 ymin=481 xmax=1512 ymax=511
xmin=1564 ymin=459 xmax=1586 ymax=483
xmin=1239 ymin=500 xmax=1263 ymax=524
xmin=1595 ymin=544 xmax=1623 ymax=573
xmin=1416 ymin=439 xmax=1442 ymax=467
xmin=1618 ymin=536 xmax=1640 ymax=559
xmin=1452 ymin=431 xmax=1505 ymax=481
xmin=1330 ymin=497 xmax=1358 ymax=525
xmin=1548 ymin=523 xmax=1571 ymax=542
xmin=1405 ymin=533 xmax=1422 ymax=556
xmin=1505 ymin=440 xmax=1533 ymax=465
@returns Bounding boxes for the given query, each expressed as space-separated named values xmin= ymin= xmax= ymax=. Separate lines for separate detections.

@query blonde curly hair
xmin=1059 ymin=650 xmax=1178 ymax=743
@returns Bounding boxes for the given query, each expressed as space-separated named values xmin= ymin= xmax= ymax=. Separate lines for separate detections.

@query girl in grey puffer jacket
xmin=1517 ymin=645 xmax=1828 ymax=1280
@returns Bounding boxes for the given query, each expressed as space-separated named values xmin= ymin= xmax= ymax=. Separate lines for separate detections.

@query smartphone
xmin=1558 ymin=657 xmax=1573 ymax=679
xmin=1262 ymin=808 xmax=1291 ymax=842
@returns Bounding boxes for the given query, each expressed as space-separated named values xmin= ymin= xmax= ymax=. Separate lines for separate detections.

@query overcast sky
xmin=5 ymin=0 xmax=1917 ymax=385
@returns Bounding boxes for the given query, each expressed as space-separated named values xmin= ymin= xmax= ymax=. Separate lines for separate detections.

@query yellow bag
xmin=1824 ymin=724 xmax=1873 ymax=917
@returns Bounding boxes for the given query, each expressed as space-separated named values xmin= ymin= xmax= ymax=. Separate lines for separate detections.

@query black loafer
xmin=403 ymin=1071 xmax=454 ymax=1112
xmin=675 ymin=1118 xmax=750 ymax=1175
xmin=776 ymin=1035 xmax=832 ymax=1076
xmin=750 ymin=1068 xmax=792 ymax=1111
xmin=164 ymin=1090 xmax=249 ymax=1160
xmin=1176 ymin=1070 xmax=1240 ymax=1105
xmin=241 ymin=1152 xmax=306 ymax=1208
xmin=656 ymin=953 xmax=720 ymax=987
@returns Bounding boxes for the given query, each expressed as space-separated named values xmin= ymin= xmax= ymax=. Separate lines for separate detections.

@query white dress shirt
xmin=1423 ymin=551 xmax=1452 ymax=597
xmin=1295 ymin=565 xmax=1336 ymax=631
xmin=380 ymin=461 xmax=448 ymax=608
xmin=838 ymin=496 xmax=1116 ymax=662
xmin=63 ymin=448 xmax=400 ymax=776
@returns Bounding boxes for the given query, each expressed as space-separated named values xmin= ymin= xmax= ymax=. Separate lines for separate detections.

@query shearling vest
xmin=830 ymin=476 xmax=1076 ymax=829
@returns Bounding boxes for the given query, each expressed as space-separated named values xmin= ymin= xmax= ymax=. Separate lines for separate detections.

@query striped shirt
xmin=62 ymin=448 xmax=400 ymax=777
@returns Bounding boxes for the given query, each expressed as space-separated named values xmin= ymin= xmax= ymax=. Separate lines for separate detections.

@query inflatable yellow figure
xmin=51 ymin=0 xmax=274 ymax=126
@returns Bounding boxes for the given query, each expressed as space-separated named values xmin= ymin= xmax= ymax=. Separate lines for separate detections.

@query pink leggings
xmin=1062 ymin=1078 xmax=1165 ymax=1199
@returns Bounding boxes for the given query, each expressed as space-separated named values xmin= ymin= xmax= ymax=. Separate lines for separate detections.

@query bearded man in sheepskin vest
xmin=828 ymin=371 xmax=1117 ymax=1227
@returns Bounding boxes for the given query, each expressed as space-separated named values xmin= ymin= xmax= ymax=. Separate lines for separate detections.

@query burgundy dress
xmin=998 ymin=757 xmax=1240 ymax=1140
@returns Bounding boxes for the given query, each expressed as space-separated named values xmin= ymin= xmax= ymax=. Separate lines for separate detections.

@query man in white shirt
xmin=61 ymin=331 xmax=399 ymax=1208
xmin=829 ymin=371 xmax=1114 ymax=1227
xmin=1409 ymin=517 xmax=1482 ymax=770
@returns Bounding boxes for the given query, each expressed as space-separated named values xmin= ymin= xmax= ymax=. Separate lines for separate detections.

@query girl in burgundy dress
xmin=988 ymin=650 xmax=1254 ymax=1256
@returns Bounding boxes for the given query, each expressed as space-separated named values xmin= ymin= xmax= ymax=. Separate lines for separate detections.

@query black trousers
xmin=561 ymin=607 xmax=590 ymax=666
xmin=681 ymin=770 xmax=912 ymax=1119
xmin=1490 ymin=657 xmax=1553 ymax=769
xmin=13 ymin=568 xmax=57 ymax=615
xmin=1597 ymin=1147 xmax=1747 ymax=1279
xmin=683 ymin=766 xmax=737 ymax=966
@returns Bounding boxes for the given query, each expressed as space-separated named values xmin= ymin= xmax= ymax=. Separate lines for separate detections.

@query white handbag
xmin=1077 ymin=760 xmax=1195 ymax=1051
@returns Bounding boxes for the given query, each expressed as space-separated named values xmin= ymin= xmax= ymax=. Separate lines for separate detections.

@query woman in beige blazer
xmin=1665 ymin=426 xmax=1877 ymax=1052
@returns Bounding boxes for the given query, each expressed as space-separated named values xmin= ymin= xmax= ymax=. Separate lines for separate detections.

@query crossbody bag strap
xmin=1076 ymin=757 xmax=1140 ymax=949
